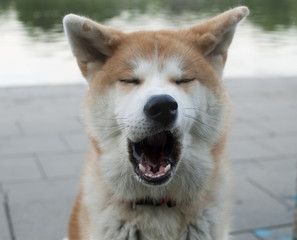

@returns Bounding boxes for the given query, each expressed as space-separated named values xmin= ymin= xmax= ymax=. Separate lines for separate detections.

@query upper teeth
xmin=165 ymin=164 xmax=171 ymax=173
xmin=139 ymin=164 xmax=145 ymax=173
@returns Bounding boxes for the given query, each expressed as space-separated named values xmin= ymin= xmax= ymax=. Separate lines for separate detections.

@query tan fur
xmin=68 ymin=189 xmax=91 ymax=240
xmin=64 ymin=7 xmax=248 ymax=240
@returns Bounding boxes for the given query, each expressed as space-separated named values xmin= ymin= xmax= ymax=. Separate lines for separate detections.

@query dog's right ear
xmin=63 ymin=14 xmax=124 ymax=81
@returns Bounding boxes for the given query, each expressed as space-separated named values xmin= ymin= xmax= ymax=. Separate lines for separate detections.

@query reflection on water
xmin=0 ymin=0 xmax=297 ymax=86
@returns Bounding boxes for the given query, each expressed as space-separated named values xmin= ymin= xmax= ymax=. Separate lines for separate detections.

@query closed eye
xmin=175 ymin=78 xmax=195 ymax=85
xmin=119 ymin=79 xmax=141 ymax=85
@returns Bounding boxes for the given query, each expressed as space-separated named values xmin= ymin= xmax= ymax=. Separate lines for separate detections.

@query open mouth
xmin=129 ymin=131 xmax=180 ymax=185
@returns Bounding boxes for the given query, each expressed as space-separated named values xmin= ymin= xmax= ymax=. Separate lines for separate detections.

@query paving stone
xmin=226 ymin=77 xmax=297 ymax=100
xmin=4 ymin=99 xmax=43 ymax=115
xmin=244 ymin=100 xmax=297 ymax=120
xmin=0 ymin=135 xmax=69 ymax=156
xmin=0 ymin=97 xmax=14 ymax=108
xmin=231 ymin=100 xmax=297 ymax=138
xmin=0 ymin=157 xmax=42 ymax=183
xmin=227 ymin=138 xmax=279 ymax=161
xmin=21 ymin=110 xmax=80 ymax=123
xmin=62 ymin=132 xmax=90 ymax=151
xmin=35 ymin=85 xmax=86 ymax=98
xmin=0 ymin=85 xmax=86 ymax=100
xmin=233 ymin=158 xmax=295 ymax=208
xmin=0 ymin=101 xmax=29 ymax=121
xmin=232 ymin=162 xmax=293 ymax=231
xmin=230 ymin=120 xmax=268 ymax=139
xmin=247 ymin=158 xmax=296 ymax=208
xmin=51 ymin=96 xmax=83 ymax=106
xmin=0 ymin=86 xmax=84 ymax=122
xmin=36 ymin=98 xmax=82 ymax=119
xmin=226 ymin=78 xmax=263 ymax=97
xmin=230 ymin=232 xmax=258 ymax=240
xmin=250 ymin=118 xmax=297 ymax=136
xmin=19 ymin=118 xmax=82 ymax=136
xmin=3 ymin=179 xmax=79 ymax=240
xmin=0 ymin=120 xmax=21 ymax=138
xmin=257 ymin=135 xmax=297 ymax=156
xmin=0 ymin=88 xmax=13 ymax=100
xmin=253 ymin=226 xmax=293 ymax=239
xmin=230 ymin=102 xmax=260 ymax=122
xmin=17 ymin=99 xmax=82 ymax=124
xmin=0 ymin=190 xmax=11 ymax=240
xmin=0 ymin=87 xmax=32 ymax=100
xmin=38 ymin=152 xmax=86 ymax=178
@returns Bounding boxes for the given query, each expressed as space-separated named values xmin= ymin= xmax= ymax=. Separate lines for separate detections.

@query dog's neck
xmin=131 ymin=197 xmax=176 ymax=208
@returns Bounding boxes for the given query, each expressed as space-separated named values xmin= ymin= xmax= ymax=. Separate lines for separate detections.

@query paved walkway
xmin=0 ymin=77 xmax=296 ymax=240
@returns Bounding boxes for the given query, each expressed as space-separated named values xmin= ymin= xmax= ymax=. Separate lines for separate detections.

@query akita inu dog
xmin=63 ymin=6 xmax=248 ymax=240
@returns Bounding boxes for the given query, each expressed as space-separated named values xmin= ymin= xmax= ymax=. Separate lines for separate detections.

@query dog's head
xmin=63 ymin=7 xmax=248 ymax=199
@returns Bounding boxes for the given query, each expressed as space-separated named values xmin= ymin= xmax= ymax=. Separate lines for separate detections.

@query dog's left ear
xmin=190 ymin=6 xmax=249 ymax=76
xmin=63 ymin=14 xmax=124 ymax=81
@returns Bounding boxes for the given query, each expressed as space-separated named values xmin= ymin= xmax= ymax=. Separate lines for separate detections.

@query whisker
xmin=184 ymin=106 xmax=220 ymax=113
xmin=92 ymin=117 xmax=128 ymax=120
xmin=184 ymin=108 xmax=219 ymax=121
xmin=93 ymin=124 xmax=127 ymax=133
xmin=92 ymin=111 xmax=128 ymax=121
xmin=184 ymin=103 xmax=224 ymax=110
xmin=188 ymin=129 xmax=211 ymax=142
xmin=91 ymin=124 xmax=124 ymax=130
xmin=183 ymin=113 xmax=219 ymax=134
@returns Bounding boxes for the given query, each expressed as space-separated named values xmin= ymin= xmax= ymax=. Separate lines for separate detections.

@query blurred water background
xmin=0 ymin=0 xmax=297 ymax=87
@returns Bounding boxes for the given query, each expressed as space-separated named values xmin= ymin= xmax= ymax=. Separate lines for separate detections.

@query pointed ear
xmin=63 ymin=14 xmax=124 ymax=81
xmin=190 ymin=6 xmax=249 ymax=76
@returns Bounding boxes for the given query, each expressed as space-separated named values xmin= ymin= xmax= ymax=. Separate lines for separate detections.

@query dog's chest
xmin=89 ymin=203 xmax=183 ymax=240
xmin=134 ymin=207 xmax=182 ymax=240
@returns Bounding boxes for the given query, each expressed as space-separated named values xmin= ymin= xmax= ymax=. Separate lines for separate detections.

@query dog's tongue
xmin=141 ymin=132 xmax=169 ymax=173
xmin=146 ymin=132 xmax=167 ymax=148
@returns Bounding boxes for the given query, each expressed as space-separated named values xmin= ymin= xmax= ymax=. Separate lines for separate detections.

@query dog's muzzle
xmin=128 ymin=94 xmax=180 ymax=186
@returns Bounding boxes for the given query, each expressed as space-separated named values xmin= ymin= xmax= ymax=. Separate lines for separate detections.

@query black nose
xmin=144 ymin=94 xmax=178 ymax=126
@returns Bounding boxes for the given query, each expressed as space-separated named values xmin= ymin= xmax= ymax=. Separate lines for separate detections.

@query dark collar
xmin=131 ymin=197 xmax=176 ymax=208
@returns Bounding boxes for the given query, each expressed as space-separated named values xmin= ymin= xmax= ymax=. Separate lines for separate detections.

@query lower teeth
xmin=145 ymin=173 xmax=160 ymax=178
xmin=138 ymin=164 xmax=171 ymax=178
